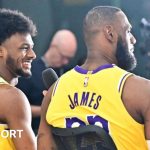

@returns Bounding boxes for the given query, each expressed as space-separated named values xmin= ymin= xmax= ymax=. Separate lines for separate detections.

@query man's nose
xmin=131 ymin=34 xmax=136 ymax=45
xmin=27 ymin=49 xmax=36 ymax=60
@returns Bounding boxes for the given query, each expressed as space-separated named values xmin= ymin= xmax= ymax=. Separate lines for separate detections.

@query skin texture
xmin=37 ymin=6 xmax=150 ymax=150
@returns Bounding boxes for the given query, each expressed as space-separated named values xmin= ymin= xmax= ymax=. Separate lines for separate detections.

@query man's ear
xmin=103 ymin=25 xmax=116 ymax=42
xmin=0 ymin=46 xmax=5 ymax=57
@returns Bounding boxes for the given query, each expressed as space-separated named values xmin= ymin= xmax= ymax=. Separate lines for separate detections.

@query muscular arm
xmin=0 ymin=85 xmax=36 ymax=150
xmin=122 ymin=75 xmax=150 ymax=141
xmin=37 ymin=84 xmax=57 ymax=150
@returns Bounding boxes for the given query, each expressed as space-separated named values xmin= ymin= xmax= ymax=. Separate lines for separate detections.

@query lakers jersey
xmin=0 ymin=77 xmax=16 ymax=150
xmin=46 ymin=64 xmax=148 ymax=150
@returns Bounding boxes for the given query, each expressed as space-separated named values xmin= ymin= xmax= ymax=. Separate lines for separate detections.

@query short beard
xmin=16 ymin=69 xmax=32 ymax=78
xmin=6 ymin=55 xmax=32 ymax=78
xmin=116 ymin=37 xmax=137 ymax=71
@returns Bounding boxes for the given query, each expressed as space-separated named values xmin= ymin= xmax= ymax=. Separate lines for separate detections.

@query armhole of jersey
xmin=52 ymin=79 xmax=60 ymax=97
xmin=118 ymin=72 xmax=132 ymax=95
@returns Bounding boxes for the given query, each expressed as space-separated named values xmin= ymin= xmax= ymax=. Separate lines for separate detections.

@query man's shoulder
xmin=0 ymin=85 xmax=32 ymax=125
xmin=0 ymin=85 xmax=29 ymax=115
xmin=0 ymin=85 xmax=28 ymax=105
xmin=0 ymin=85 xmax=28 ymax=108
xmin=125 ymin=74 xmax=150 ymax=86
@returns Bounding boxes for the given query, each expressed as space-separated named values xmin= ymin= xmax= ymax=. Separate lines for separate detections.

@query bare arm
xmin=37 ymin=84 xmax=57 ymax=150
xmin=0 ymin=85 xmax=36 ymax=150
xmin=31 ymin=105 xmax=41 ymax=117
xmin=122 ymin=75 xmax=150 ymax=140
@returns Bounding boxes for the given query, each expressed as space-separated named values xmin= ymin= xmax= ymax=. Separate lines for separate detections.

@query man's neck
xmin=0 ymin=67 xmax=18 ymax=86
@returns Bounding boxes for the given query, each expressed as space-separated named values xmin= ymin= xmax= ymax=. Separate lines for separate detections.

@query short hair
xmin=0 ymin=8 xmax=37 ymax=45
xmin=83 ymin=6 xmax=121 ymax=47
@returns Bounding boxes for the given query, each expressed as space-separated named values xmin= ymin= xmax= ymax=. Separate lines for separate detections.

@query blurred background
xmin=0 ymin=0 xmax=150 ymax=78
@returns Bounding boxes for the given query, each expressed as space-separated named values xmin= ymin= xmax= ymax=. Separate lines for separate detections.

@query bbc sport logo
xmin=1 ymin=130 xmax=23 ymax=138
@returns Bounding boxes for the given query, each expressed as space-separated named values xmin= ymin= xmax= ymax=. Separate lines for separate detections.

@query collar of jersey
xmin=0 ymin=76 xmax=9 ymax=84
xmin=74 ymin=64 xmax=115 ymax=74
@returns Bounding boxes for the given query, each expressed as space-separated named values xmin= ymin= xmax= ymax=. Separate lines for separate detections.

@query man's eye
xmin=20 ymin=47 xmax=28 ymax=51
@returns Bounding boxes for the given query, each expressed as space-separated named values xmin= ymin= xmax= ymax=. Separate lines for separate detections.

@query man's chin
xmin=17 ymin=69 xmax=32 ymax=78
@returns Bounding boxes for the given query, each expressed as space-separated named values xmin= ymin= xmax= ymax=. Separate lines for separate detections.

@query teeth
xmin=23 ymin=62 xmax=30 ymax=64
